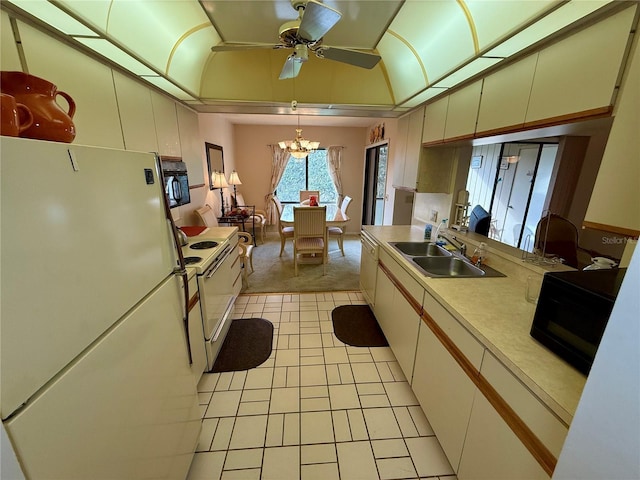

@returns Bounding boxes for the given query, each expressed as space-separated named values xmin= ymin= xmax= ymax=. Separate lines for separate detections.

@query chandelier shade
xmin=279 ymin=99 xmax=320 ymax=159
xmin=279 ymin=128 xmax=320 ymax=158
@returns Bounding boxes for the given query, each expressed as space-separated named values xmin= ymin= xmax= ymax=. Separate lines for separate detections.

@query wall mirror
xmin=205 ymin=143 xmax=224 ymax=190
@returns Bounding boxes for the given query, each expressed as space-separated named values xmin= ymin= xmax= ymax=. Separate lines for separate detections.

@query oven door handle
xmin=205 ymin=245 xmax=232 ymax=278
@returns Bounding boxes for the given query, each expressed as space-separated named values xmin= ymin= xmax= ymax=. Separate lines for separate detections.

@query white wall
xmin=231 ymin=123 xmax=368 ymax=234
xmin=552 ymin=250 xmax=640 ymax=480
xmin=195 ymin=114 xmax=236 ymax=223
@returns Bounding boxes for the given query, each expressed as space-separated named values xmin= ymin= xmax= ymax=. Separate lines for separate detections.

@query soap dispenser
xmin=471 ymin=242 xmax=487 ymax=266
xmin=434 ymin=219 xmax=448 ymax=246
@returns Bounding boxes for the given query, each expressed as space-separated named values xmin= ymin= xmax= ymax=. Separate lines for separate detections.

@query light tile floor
xmin=187 ymin=292 xmax=457 ymax=480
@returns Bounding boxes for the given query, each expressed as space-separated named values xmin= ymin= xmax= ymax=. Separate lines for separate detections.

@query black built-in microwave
xmin=531 ymin=268 xmax=626 ymax=375
xmin=161 ymin=160 xmax=191 ymax=208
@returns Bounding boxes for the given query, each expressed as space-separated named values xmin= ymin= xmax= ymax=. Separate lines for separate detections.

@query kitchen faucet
xmin=444 ymin=235 xmax=467 ymax=257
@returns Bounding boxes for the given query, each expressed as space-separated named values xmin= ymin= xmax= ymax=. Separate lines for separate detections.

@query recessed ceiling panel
xmin=390 ymin=1 xmax=475 ymax=81
xmin=10 ymin=0 xmax=98 ymax=36
xmin=57 ymin=0 xmax=111 ymax=32
xmin=377 ymin=33 xmax=426 ymax=104
xmin=484 ymin=0 xmax=613 ymax=58
xmin=399 ymin=87 xmax=448 ymax=109
xmin=167 ymin=26 xmax=220 ymax=94
xmin=431 ymin=57 xmax=502 ymax=88
xmin=201 ymin=0 xmax=400 ymax=49
xmin=201 ymin=49 xmax=278 ymax=100
xmin=465 ymin=0 xmax=558 ymax=51
xmin=101 ymin=1 xmax=211 ymax=71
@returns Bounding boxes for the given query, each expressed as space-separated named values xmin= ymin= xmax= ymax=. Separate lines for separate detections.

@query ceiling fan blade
xmin=279 ymin=54 xmax=303 ymax=80
xmin=317 ymin=47 xmax=381 ymax=69
xmin=211 ymin=43 xmax=282 ymax=52
xmin=298 ymin=0 xmax=341 ymax=41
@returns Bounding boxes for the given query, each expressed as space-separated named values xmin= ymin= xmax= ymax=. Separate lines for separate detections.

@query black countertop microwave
xmin=530 ymin=268 xmax=627 ymax=375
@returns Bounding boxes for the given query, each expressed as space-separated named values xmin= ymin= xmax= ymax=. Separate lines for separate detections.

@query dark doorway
xmin=362 ymin=144 xmax=388 ymax=225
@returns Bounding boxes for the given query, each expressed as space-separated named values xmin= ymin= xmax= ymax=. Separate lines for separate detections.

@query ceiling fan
xmin=210 ymin=0 xmax=382 ymax=79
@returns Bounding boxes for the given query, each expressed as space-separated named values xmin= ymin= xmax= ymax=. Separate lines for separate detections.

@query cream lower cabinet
xmin=458 ymin=393 xmax=548 ymax=480
xmin=374 ymin=252 xmax=423 ymax=381
xmin=412 ymin=292 xmax=485 ymax=471
xmin=457 ymin=350 xmax=567 ymax=479
xmin=370 ymin=243 xmax=566 ymax=479
xmin=412 ymin=321 xmax=477 ymax=471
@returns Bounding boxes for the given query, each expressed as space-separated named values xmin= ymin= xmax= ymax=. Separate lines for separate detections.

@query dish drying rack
xmin=521 ymin=211 xmax=565 ymax=267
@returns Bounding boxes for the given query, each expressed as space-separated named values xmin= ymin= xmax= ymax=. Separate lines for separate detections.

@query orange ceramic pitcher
xmin=0 ymin=71 xmax=76 ymax=143
xmin=0 ymin=93 xmax=33 ymax=137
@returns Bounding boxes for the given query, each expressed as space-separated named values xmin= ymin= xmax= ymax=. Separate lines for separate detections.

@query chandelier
xmin=279 ymin=100 xmax=320 ymax=159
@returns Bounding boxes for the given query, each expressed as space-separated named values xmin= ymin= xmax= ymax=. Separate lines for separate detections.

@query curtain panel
xmin=265 ymin=145 xmax=290 ymax=224
xmin=327 ymin=146 xmax=343 ymax=205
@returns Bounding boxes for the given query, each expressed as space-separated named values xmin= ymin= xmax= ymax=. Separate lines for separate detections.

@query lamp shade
xmin=212 ymin=171 xmax=229 ymax=189
xmin=228 ymin=170 xmax=242 ymax=186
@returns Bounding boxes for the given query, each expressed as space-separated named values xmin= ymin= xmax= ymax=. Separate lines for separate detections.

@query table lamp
xmin=212 ymin=171 xmax=229 ymax=216
xmin=228 ymin=170 xmax=242 ymax=204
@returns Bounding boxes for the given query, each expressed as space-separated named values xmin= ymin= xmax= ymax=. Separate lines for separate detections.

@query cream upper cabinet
xmin=151 ymin=91 xmax=181 ymax=157
xmin=392 ymin=115 xmax=410 ymax=187
xmin=403 ymin=106 xmax=425 ymax=188
xmin=176 ymin=104 xmax=205 ymax=186
xmin=113 ymin=72 xmax=158 ymax=153
xmin=526 ymin=6 xmax=635 ymax=124
xmin=422 ymin=97 xmax=448 ymax=144
xmin=443 ymin=81 xmax=482 ymax=140
xmin=476 ymin=54 xmax=537 ymax=134
xmin=585 ymin=16 xmax=640 ymax=232
xmin=392 ymin=107 xmax=424 ymax=190
xmin=16 ymin=21 xmax=124 ymax=149
xmin=416 ymin=146 xmax=456 ymax=193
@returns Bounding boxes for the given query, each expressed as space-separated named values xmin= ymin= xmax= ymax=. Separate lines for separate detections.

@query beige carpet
xmin=242 ymin=233 xmax=361 ymax=294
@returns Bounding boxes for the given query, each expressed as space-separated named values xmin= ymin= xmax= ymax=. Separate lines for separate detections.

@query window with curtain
xmin=276 ymin=150 xmax=338 ymax=203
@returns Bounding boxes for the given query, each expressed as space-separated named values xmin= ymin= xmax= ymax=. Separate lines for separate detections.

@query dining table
xmin=279 ymin=203 xmax=349 ymax=228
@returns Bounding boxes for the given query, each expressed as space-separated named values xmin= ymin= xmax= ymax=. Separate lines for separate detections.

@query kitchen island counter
xmin=363 ymin=225 xmax=586 ymax=426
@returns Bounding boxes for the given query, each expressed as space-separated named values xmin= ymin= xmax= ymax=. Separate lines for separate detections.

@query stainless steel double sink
xmin=390 ymin=242 xmax=504 ymax=278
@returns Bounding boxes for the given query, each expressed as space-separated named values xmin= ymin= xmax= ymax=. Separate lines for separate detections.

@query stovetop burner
xmin=190 ymin=241 xmax=219 ymax=250
xmin=184 ymin=256 xmax=202 ymax=265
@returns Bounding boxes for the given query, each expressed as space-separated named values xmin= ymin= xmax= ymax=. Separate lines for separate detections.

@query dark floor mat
xmin=331 ymin=305 xmax=389 ymax=347
xmin=212 ymin=318 xmax=274 ymax=373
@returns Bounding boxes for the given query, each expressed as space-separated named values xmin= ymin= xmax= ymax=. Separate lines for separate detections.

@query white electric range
xmin=180 ymin=227 xmax=241 ymax=371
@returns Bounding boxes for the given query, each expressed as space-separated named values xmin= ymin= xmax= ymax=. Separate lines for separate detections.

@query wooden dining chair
xmin=328 ymin=195 xmax=353 ymax=256
xmin=271 ymin=196 xmax=295 ymax=256
xmin=293 ymin=206 xmax=327 ymax=276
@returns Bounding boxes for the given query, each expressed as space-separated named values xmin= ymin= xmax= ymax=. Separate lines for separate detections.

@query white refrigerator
xmin=0 ymin=137 xmax=201 ymax=479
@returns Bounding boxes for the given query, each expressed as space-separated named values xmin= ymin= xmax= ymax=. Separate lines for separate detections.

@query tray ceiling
xmin=3 ymin=0 xmax=616 ymax=118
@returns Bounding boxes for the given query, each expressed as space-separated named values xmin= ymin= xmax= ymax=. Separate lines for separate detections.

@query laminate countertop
xmin=363 ymin=225 xmax=586 ymax=426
